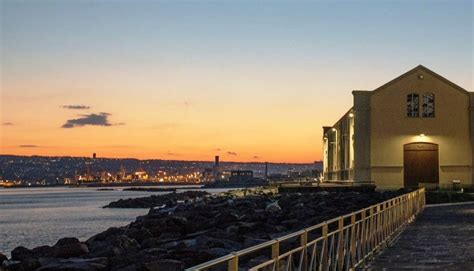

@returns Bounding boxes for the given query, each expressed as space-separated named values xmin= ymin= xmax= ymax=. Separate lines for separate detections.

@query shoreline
xmin=1 ymin=182 xmax=203 ymax=189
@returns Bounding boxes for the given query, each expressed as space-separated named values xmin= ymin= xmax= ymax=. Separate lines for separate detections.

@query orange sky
xmin=1 ymin=1 xmax=472 ymax=162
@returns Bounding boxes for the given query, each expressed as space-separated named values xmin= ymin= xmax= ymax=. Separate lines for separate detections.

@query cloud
xmin=61 ymin=112 xmax=122 ymax=128
xmin=19 ymin=145 xmax=39 ymax=148
xmin=3 ymin=122 xmax=14 ymax=126
xmin=227 ymin=151 xmax=238 ymax=156
xmin=214 ymin=148 xmax=222 ymax=151
xmin=62 ymin=105 xmax=91 ymax=110
xmin=166 ymin=151 xmax=179 ymax=156
xmin=253 ymin=156 xmax=260 ymax=159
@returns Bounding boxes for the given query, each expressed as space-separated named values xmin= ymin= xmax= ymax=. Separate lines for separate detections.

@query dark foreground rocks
xmin=4 ymin=189 xmax=401 ymax=271
xmin=122 ymin=187 xmax=177 ymax=193
xmin=104 ymin=191 xmax=209 ymax=208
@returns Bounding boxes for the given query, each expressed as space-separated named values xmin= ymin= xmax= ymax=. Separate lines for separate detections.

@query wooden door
xmin=404 ymin=143 xmax=439 ymax=188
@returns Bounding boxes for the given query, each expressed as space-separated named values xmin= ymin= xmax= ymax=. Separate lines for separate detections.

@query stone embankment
xmin=1 ymin=188 xmax=401 ymax=271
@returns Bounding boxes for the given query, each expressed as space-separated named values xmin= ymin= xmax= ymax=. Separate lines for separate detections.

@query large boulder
xmin=52 ymin=238 xmax=89 ymax=258
xmin=143 ymin=259 xmax=184 ymax=271
xmin=36 ymin=257 xmax=108 ymax=271
xmin=2 ymin=258 xmax=41 ymax=271
xmin=32 ymin=246 xmax=56 ymax=258
xmin=0 ymin=252 xmax=7 ymax=265
xmin=87 ymin=235 xmax=139 ymax=258
xmin=11 ymin=246 xmax=35 ymax=261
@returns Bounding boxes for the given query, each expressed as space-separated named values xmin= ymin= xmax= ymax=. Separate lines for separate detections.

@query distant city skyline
xmin=1 ymin=0 xmax=473 ymax=162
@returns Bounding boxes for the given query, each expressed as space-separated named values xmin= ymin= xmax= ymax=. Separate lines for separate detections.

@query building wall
xmin=323 ymin=113 xmax=354 ymax=181
xmin=370 ymin=68 xmax=472 ymax=189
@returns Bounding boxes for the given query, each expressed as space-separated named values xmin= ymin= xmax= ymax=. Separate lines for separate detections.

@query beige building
xmin=323 ymin=65 xmax=473 ymax=189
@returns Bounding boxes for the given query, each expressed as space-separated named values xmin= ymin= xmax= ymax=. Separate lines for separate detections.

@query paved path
xmin=368 ymin=202 xmax=474 ymax=270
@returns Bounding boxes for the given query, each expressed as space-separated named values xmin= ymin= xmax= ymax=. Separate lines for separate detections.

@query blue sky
xmin=1 ymin=0 xmax=473 ymax=161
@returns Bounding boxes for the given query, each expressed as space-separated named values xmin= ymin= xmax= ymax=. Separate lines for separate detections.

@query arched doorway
xmin=403 ymin=142 xmax=439 ymax=188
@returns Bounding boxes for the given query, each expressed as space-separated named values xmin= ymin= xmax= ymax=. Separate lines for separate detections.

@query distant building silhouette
xmin=229 ymin=170 xmax=253 ymax=182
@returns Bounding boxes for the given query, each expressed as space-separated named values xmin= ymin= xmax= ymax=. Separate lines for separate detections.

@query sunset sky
xmin=1 ymin=0 xmax=472 ymax=163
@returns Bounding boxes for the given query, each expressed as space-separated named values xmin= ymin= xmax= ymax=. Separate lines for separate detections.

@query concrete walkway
xmin=368 ymin=202 xmax=474 ymax=270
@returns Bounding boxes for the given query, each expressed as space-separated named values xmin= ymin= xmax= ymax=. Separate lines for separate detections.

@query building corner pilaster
xmin=352 ymin=91 xmax=372 ymax=184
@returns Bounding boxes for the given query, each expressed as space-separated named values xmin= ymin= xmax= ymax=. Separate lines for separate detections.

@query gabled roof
xmin=371 ymin=65 xmax=470 ymax=95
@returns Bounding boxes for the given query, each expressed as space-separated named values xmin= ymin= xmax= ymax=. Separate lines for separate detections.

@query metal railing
xmin=187 ymin=188 xmax=425 ymax=271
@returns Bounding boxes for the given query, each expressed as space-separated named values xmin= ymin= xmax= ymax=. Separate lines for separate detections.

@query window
xmin=407 ymin=93 xmax=419 ymax=117
xmin=422 ymin=93 xmax=435 ymax=117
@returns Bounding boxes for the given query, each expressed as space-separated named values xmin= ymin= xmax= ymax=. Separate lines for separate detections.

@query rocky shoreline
xmin=104 ymin=191 xmax=209 ymax=208
xmin=1 ymin=188 xmax=401 ymax=271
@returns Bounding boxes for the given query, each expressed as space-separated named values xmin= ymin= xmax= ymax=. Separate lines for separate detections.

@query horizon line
xmin=0 ymin=153 xmax=322 ymax=165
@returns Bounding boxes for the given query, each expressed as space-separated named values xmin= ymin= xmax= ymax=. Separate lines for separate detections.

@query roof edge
xmin=371 ymin=65 xmax=470 ymax=95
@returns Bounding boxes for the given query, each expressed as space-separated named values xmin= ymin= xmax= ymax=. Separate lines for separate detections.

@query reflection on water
xmin=0 ymin=186 xmax=225 ymax=256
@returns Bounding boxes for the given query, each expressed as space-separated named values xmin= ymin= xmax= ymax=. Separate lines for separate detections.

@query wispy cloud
xmin=253 ymin=156 xmax=260 ymax=159
xmin=62 ymin=105 xmax=91 ymax=110
xmin=19 ymin=144 xmax=39 ymax=148
xmin=166 ymin=151 xmax=179 ymax=156
xmin=61 ymin=112 xmax=123 ymax=128
xmin=227 ymin=151 xmax=238 ymax=156
xmin=214 ymin=148 xmax=222 ymax=151
xmin=3 ymin=122 xmax=14 ymax=126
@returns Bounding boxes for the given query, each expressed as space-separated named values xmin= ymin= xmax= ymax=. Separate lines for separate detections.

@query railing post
xmin=361 ymin=210 xmax=367 ymax=256
xmin=271 ymin=240 xmax=280 ymax=270
xmin=350 ymin=213 xmax=356 ymax=268
xmin=374 ymin=204 xmax=382 ymax=247
xmin=321 ymin=222 xmax=329 ymax=271
xmin=300 ymin=230 xmax=308 ymax=271
xmin=382 ymin=203 xmax=387 ymax=240
xmin=228 ymin=253 xmax=238 ymax=271
xmin=337 ymin=217 xmax=345 ymax=270
xmin=369 ymin=208 xmax=375 ymax=250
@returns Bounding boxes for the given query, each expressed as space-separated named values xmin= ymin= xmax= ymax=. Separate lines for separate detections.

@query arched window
xmin=407 ymin=93 xmax=419 ymax=117
xmin=422 ymin=93 xmax=435 ymax=117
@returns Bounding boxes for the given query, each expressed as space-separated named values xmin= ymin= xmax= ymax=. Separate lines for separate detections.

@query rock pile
xmin=2 ymin=189 xmax=400 ymax=271
xmin=104 ymin=191 xmax=209 ymax=208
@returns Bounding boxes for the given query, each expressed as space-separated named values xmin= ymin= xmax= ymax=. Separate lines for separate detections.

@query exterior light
xmin=419 ymin=133 xmax=425 ymax=137
xmin=332 ymin=128 xmax=336 ymax=132
xmin=348 ymin=113 xmax=354 ymax=118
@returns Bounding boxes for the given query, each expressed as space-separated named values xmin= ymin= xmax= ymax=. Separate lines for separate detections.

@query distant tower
xmin=213 ymin=155 xmax=220 ymax=181
xmin=93 ymin=153 xmax=97 ymax=159
xmin=265 ymin=162 xmax=268 ymax=178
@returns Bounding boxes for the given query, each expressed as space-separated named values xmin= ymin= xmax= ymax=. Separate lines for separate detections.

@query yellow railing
xmin=186 ymin=188 xmax=425 ymax=271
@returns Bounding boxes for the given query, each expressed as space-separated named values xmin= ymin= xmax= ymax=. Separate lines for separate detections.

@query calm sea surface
xmin=0 ymin=186 xmax=228 ymax=256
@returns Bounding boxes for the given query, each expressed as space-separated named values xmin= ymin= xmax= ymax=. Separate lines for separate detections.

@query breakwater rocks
xmin=104 ymin=191 xmax=210 ymax=208
xmin=122 ymin=187 xmax=177 ymax=193
xmin=2 ymin=188 xmax=401 ymax=271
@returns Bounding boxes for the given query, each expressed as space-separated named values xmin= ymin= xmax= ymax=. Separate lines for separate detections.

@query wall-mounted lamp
xmin=332 ymin=128 xmax=336 ymax=132
xmin=348 ymin=113 xmax=354 ymax=118
xmin=419 ymin=133 xmax=425 ymax=137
